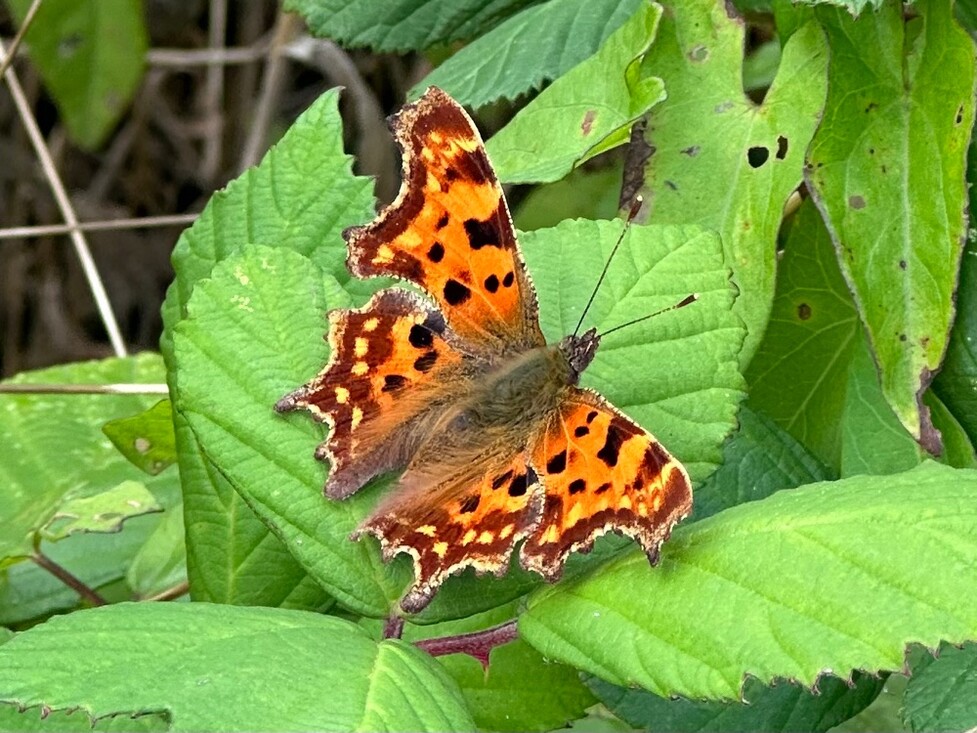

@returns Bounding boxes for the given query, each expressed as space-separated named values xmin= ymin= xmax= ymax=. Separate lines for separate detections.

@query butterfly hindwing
xmin=356 ymin=449 xmax=542 ymax=613
xmin=345 ymin=87 xmax=543 ymax=352
xmin=522 ymin=388 xmax=693 ymax=579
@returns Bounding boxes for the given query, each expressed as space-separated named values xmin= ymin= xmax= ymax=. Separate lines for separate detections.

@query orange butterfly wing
xmin=276 ymin=288 xmax=465 ymax=499
xmin=356 ymin=449 xmax=540 ymax=613
xmin=521 ymin=388 xmax=693 ymax=578
xmin=345 ymin=87 xmax=543 ymax=352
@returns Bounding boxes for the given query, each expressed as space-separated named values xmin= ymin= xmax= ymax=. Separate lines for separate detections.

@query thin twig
xmin=414 ymin=620 xmax=518 ymax=668
xmin=201 ymin=0 xmax=228 ymax=181
xmin=147 ymin=42 xmax=271 ymax=67
xmin=32 ymin=550 xmax=107 ymax=607
xmin=0 ymin=38 xmax=128 ymax=357
xmin=0 ymin=213 xmax=198 ymax=240
xmin=142 ymin=580 xmax=190 ymax=602
xmin=0 ymin=0 xmax=42 ymax=80
xmin=238 ymin=12 xmax=302 ymax=172
xmin=0 ymin=382 xmax=169 ymax=395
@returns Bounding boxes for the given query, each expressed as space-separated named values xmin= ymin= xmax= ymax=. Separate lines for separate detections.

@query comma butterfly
xmin=277 ymin=87 xmax=693 ymax=613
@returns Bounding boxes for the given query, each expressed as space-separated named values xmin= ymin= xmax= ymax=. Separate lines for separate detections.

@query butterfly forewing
xmin=276 ymin=288 xmax=465 ymax=499
xmin=521 ymin=388 xmax=693 ymax=578
xmin=344 ymin=87 xmax=543 ymax=353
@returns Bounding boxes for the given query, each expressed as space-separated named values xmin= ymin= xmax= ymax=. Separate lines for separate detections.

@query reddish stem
xmin=32 ymin=551 xmax=106 ymax=607
xmin=384 ymin=615 xmax=405 ymax=639
xmin=415 ymin=620 xmax=518 ymax=669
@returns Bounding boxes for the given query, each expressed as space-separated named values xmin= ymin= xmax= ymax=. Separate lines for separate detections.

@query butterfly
xmin=276 ymin=87 xmax=693 ymax=613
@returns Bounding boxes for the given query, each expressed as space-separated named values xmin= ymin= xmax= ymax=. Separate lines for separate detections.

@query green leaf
xmin=6 ymin=0 xmax=147 ymax=149
xmin=0 ymin=706 xmax=168 ymax=733
xmin=833 ymin=674 xmax=910 ymax=733
xmin=520 ymin=220 xmax=745 ymax=483
xmin=40 ymin=480 xmax=160 ymax=542
xmin=840 ymin=333 xmax=925 ymax=478
xmin=160 ymin=88 xmax=374 ymax=608
xmin=414 ymin=0 xmax=643 ymax=108
xmin=925 ymin=391 xmax=977 ymax=469
xmin=439 ymin=640 xmax=596 ymax=731
xmin=173 ymin=245 xmax=395 ymax=616
xmin=486 ymin=1 xmax=665 ymax=184
xmin=102 ymin=400 xmax=176 ymax=476
xmin=635 ymin=5 xmax=828 ymax=363
xmin=805 ymin=0 xmax=976 ymax=447
xmin=693 ymin=405 xmax=832 ymax=522
xmin=125 ymin=504 xmax=187 ymax=598
xmin=747 ymin=199 xmax=859 ymax=470
xmin=0 ymin=516 xmax=160 ymax=626
xmin=283 ymin=0 xmax=538 ymax=52
xmin=793 ymin=0 xmax=884 ymax=15
xmin=934 ymin=161 xmax=977 ymax=447
xmin=520 ymin=461 xmax=977 ymax=700
xmin=0 ymin=603 xmax=475 ymax=732
xmin=903 ymin=642 xmax=977 ymax=732
xmin=513 ymin=165 xmax=623 ymax=231
xmin=587 ymin=673 xmax=884 ymax=732
xmin=0 ymin=354 xmax=174 ymax=567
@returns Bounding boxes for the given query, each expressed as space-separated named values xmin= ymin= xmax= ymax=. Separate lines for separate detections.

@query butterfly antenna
xmin=573 ymin=196 xmax=644 ymax=337
xmin=598 ymin=293 xmax=699 ymax=339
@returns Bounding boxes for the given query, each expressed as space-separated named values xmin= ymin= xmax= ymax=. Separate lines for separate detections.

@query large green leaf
xmin=6 ymin=0 xmax=147 ymax=149
xmin=805 ymin=0 xmax=976 ymax=449
xmin=903 ymin=642 xmax=977 ymax=732
xmin=486 ymin=1 xmax=664 ymax=184
xmin=634 ymin=1 xmax=828 ymax=363
xmin=0 ymin=355 xmax=173 ymax=567
xmin=692 ymin=405 xmax=831 ymax=521
xmin=520 ymin=461 xmax=977 ymax=700
xmin=284 ymin=0 xmax=539 ymax=51
xmin=587 ymin=673 xmax=884 ymax=732
xmin=747 ymin=199 xmax=858 ymax=470
xmin=0 ymin=603 xmax=475 ymax=732
xmin=414 ymin=0 xmax=643 ymax=108
xmin=173 ymin=245 xmax=395 ymax=616
xmin=160 ymin=88 xmax=374 ymax=608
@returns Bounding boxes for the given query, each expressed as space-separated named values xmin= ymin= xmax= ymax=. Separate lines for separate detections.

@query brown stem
xmin=415 ymin=620 xmax=518 ymax=669
xmin=32 ymin=551 xmax=107 ymax=607
xmin=384 ymin=615 xmax=405 ymax=639
xmin=142 ymin=580 xmax=190 ymax=602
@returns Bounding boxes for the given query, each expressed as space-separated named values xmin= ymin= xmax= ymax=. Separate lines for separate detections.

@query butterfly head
xmin=560 ymin=328 xmax=601 ymax=384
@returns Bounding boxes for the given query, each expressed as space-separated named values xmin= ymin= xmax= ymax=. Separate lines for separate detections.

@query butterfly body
xmin=278 ymin=88 xmax=693 ymax=613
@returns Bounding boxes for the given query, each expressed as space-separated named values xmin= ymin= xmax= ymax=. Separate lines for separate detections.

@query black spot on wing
xmin=574 ymin=425 xmax=589 ymax=438
xmin=569 ymin=479 xmax=586 ymax=495
xmin=459 ymin=495 xmax=480 ymax=514
xmin=484 ymin=274 xmax=500 ymax=293
xmin=502 ymin=271 xmax=514 ymax=287
xmin=546 ymin=450 xmax=567 ymax=475
xmin=508 ymin=472 xmax=528 ymax=497
xmin=413 ymin=351 xmax=438 ymax=372
xmin=427 ymin=242 xmax=444 ymax=262
xmin=596 ymin=421 xmax=627 ymax=467
xmin=408 ymin=325 xmax=433 ymax=349
xmin=443 ymin=279 xmax=472 ymax=305
xmin=382 ymin=374 xmax=408 ymax=392
xmin=464 ymin=217 xmax=500 ymax=250
xmin=492 ymin=470 xmax=513 ymax=490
